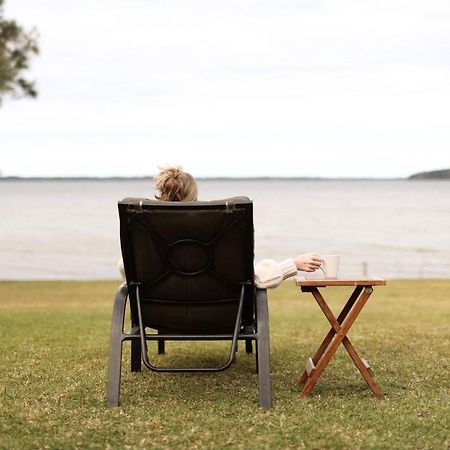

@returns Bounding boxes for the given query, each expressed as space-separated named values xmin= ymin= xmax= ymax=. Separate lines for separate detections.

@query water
xmin=1 ymin=179 xmax=449 ymax=280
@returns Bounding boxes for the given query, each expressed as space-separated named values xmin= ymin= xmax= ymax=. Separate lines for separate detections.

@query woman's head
xmin=154 ymin=166 xmax=198 ymax=201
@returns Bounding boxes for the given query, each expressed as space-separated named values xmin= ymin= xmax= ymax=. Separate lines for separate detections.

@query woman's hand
xmin=294 ymin=253 xmax=323 ymax=272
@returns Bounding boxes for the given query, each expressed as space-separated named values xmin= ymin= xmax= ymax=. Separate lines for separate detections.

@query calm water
xmin=1 ymin=179 xmax=450 ymax=280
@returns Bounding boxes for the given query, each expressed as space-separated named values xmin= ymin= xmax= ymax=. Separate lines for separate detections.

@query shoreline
xmin=2 ymin=176 xmax=450 ymax=182
xmin=0 ymin=176 xmax=418 ymax=182
xmin=1 ymin=277 xmax=448 ymax=283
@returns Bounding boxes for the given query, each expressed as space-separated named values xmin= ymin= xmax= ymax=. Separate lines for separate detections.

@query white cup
xmin=321 ymin=254 xmax=340 ymax=278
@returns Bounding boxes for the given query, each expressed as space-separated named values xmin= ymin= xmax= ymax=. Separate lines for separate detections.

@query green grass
xmin=0 ymin=280 xmax=449 ymax=450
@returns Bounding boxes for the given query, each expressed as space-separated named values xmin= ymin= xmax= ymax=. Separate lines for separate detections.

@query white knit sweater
xmin=118 ymin=258 xmax=297 ymax=289
xmin=253 ymin=258 xmax=298 ymax=289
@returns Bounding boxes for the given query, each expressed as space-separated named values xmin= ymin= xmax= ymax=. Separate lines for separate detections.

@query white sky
xmin=1 ymin=0 xmax=449 ymax=178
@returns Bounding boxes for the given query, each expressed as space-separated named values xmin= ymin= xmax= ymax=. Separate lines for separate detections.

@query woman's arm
xmin=254 ymin=259 xmax=297 ymax=289
xmin=119 ymin=254 xmax=322 ymax=289
xmin=254 ymin=253 xmax=323 ymax=289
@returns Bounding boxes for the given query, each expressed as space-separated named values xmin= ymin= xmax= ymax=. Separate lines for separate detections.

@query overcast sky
xmin=1 ymin=0 xmax=449 ymax=178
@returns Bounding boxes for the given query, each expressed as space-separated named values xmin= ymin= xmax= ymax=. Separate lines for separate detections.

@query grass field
xmin=0 ymin=280 xmax=449 ymax=449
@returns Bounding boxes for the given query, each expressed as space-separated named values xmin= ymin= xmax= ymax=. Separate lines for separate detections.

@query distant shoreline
xmin=407 ymin=169 xmax=450 ymax=180
xmin=0 ymin=169 xmax=449 ymax=182
xmin=0 ymin=176 xmax=407 ymax=182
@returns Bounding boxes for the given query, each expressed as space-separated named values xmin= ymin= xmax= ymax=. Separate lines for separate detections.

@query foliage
xmin=408 ymin=169 xmax=450 ymax=180
xmin=0 ymin=0 xmax=39 ymax=104
xmin=0 ymin=279 xmax=449 ymax=449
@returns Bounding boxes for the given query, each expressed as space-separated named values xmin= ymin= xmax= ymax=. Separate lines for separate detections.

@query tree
xmin=0 ymin=0 xmax=39 ymax=104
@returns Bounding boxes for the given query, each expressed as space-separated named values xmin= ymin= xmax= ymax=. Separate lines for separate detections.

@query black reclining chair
xmin=107 ymin=197 xmax=272 ymax=408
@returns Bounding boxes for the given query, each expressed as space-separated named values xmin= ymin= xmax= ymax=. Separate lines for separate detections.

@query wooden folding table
xmin=295 ymin=277 xmax=386 ymax=398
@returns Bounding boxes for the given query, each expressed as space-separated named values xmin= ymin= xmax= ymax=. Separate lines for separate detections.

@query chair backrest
xmin=119 ymin=197 xmax=255 ymax=333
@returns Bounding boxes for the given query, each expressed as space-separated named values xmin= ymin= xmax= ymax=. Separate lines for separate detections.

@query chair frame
xmin=107 ymin=198 xmax=272 ymax=408
xmin=107 ymin=283 xmax=271 ymax=408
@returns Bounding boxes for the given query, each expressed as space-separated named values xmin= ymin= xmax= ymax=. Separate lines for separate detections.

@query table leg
xmin=308 ymin=287 xmax=381 ymax=398
xmin=299 ymin=286 xmax=363 ymax=385
xmin=301 ymin=286 xmax=378 ymax=397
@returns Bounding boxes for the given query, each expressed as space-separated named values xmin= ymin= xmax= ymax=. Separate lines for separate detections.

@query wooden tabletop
xmin=295 ymin=276 xmax=386 ymax=287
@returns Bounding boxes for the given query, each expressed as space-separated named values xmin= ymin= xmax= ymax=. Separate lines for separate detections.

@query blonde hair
xmin=154 ymin=166 xmax=198 ymax=201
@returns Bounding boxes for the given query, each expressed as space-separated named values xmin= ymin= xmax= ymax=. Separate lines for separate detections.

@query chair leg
xmin=256 ymin=288 xmax=272 ymax=408
xmin=158 ymin=339 xmax=165 ymax=355
xmin=131 ymin=338 xmax=142 ymax=372
xmin=245 ymin=339 xmax=253 ymax=354
xmin=107 ymin=283 xmax=128 ymax=407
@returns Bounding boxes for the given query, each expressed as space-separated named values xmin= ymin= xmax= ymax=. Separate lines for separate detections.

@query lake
xmin=1 ymin=179 xmax=449 ymax=280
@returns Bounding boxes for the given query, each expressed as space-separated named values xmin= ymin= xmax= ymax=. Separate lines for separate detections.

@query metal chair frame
xmin=107 ymin=198 xmax=272 ymax=408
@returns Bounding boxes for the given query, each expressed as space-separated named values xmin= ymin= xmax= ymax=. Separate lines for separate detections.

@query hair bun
xmin=172 ymin=168 xmax=182 ymax=179
xmin=154 ymin=166 xmax=198 ymax=202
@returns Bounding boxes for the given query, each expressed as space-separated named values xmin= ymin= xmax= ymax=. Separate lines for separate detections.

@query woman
xmin=119 ymin=166 xmax=323 ymax=288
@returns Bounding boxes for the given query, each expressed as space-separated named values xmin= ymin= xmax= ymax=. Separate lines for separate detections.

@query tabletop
xmin=295 ymin=276 xmax=386 ymax=287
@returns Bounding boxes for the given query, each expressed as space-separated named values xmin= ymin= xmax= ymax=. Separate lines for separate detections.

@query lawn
xmin=0 ymin=280 xmax=448 ymax=449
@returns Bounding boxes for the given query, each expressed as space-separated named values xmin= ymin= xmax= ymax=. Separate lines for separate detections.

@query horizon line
xmin=0 ymin=175 xmax=409 ymax=181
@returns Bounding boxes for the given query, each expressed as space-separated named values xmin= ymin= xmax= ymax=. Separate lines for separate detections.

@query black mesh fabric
xmin=119 ymin=198 xmax=255 ymax=333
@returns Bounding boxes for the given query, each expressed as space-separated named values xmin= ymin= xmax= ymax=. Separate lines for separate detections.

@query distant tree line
xmin=408 ymin=169 xmax=450 ymax=180
xmin=0 ymin=0 xmax=39 ymax=105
